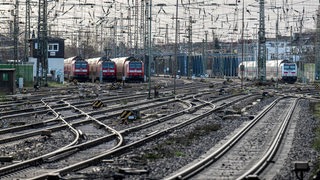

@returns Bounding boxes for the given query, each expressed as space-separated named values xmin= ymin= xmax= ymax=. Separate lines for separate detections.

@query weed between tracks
xmin=142 ymin=123 xmax=221 ymax=160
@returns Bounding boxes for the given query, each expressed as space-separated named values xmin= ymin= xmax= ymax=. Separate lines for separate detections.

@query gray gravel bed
xmin=72 ymin=95 xmax=277 ymax=179
xmin=100 ymin=102 xmax=186 ymax=131
xmin=0 ymin=129 xmax=74 ymax=167
xmin=273 ymin=99 xmax=319 ymax=179
xmin=0 ymin=113 xmax=56 ymax=129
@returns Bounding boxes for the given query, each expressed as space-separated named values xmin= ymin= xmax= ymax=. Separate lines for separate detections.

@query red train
xmin=64 ymin=56 xmax=89 ymax=82
xmin=111 ymin=57 xmax=145 ymax=82
xmin=87 ymin=56 xmax=117 ymax=82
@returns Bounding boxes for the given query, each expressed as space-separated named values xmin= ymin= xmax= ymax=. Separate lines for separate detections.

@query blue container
xmin=177 ymin=54 xmax=204 ymax=77
xmin=212 ymin=53 xmax=238 ymax=77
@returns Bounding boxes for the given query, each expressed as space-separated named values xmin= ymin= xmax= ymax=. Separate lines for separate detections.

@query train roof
xmin=239 ymin=60 xmax=294 ymax=67
xmin=87 ymin=56 xmax=112 ymax=64
xmin=64 ymin=56 xmax=85 ymax=62
xmin=111 ymin=56 xmax=141 ymax=63
xmin=240 ymin=60 xmax=295 ymax=66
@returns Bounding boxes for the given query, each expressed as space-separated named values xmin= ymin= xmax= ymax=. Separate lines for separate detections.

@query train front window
xmin=289 ymin=65 xmax=296 ymax=70
xmin=103 ymin=62 xmax=115 ymax=69
xmin=129 ymin=62 xmax=142 ymax=69
xmin=284 ymin=64 xmax=295 ymax=70
xmin=284 ymin=65 xmax=289 ymax=70
xmin=75 ymin=63 xmax=87 ymax=69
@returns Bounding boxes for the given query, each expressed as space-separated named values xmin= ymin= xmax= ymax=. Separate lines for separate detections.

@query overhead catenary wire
xmin=0 ymin=0 xmax=319 ymax=52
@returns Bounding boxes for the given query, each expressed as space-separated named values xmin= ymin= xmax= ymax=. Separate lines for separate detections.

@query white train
xmin=238 ymin=60 xmax=297 ymax=84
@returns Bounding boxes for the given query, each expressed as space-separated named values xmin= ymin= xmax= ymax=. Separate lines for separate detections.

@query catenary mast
xmin=258 ymin=0 xmax=266 ymax=82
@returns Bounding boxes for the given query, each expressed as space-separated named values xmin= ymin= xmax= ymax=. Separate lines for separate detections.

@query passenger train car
xmin=238 ymin=60 xmax=297 ymax=84
xmin=64 ymin=56 xmax=89 ymax=82
xmin=111 ymin=57 xmax=144 ymax=82
xmin=87 ymin=56 xmax=117 ymax=82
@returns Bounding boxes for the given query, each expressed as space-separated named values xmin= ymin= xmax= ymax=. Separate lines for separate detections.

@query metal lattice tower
xmin=120 ymin=12 xmax=124 ymax=56
xmin=177 ymin=20 xmax=180 ymax=48
xmin=128 ymin=7 xmax=132 ymax=52
xmin=165 ymin=24 xmax=169 ymax=45
xmin=140 ymin=0 xmax=145 ymax=58
xmin=188 ymin=16 xmax=193 ymax=78
xmin=299 ymin=8 xmax=305 ymax=81
xmin=134 ymin=0 xmax=139 ymax=55
xmin=37 ymin=0 xmax=48 ymax=86
xmin=315 ymin=2 xmax=320 ymax=81
xmin=145 ymin=0 xmax=149 ymax=60
xmin=24 ymin=0 xmax=31 ymax=62
xmin=257 ymin=0 xmax=266 ymax=82
xmin=13 ymin=0 xmax=19 ymax=66
xmin=113 ymin=18 xmax=118 ymax=58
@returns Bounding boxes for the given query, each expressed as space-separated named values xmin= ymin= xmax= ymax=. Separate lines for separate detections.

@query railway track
xmin=0 ymin=94 xmax=182 ymax=161
xmin=0 ymin=90 xmax=251 ymax=179
xmin=0 ymin=82 xmax=218 ymax=177
xmin=19 ymin=94 xmax=253 ymax=179
xmin=0 ymin=79 xmax=263 ymax=179
xmin=165 ymin=97 xmax=299 ymax=179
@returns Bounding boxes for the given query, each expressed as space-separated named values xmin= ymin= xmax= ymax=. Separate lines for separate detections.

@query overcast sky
xmin=0 ymin=0 xmax=319 ymax=44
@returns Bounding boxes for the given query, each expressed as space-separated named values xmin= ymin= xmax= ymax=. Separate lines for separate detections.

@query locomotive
xmin=238 ymin=60 xmax=297 ymax=84
xmin=64 ymin=56 xmax=89 ymax=82
xmin=87 ymin=56 xmax=117 ymax=82
xmin=111 ymin=57 xmax=144 ymax=82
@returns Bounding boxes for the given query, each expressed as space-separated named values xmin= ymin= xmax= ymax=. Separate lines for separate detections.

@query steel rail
xmin=0 ymin=94 xmax=188 ymax=177
xmin=0 ymin=91 xmax=229 ymax=178
xmin=29 ymin=94 xmax=252 ymax=180
xmin=0 ymin=98 xmax=82 ymax=177
xmin=237 ymin=98 xmax=299 ymax=179
xmin=164 ymin=97 xmax=284 ymax=180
